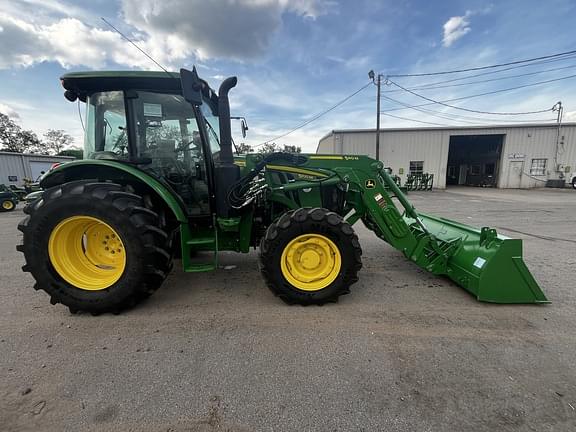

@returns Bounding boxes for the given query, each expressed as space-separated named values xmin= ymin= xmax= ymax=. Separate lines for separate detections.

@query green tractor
xmin=1 ymin=185 xmax=19 ymax=212
xmin=17 ymin=69 xmax=548 ymax=314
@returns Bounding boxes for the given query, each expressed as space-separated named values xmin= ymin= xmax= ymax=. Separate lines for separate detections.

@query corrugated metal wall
xmin=0 ymin=152 xmax=74 ymax=185
xmin=317 ymin=124 xmax=576 ymax=188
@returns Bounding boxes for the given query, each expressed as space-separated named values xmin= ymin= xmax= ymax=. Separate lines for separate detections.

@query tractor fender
xmin=40 ymin=160 xmax=188 ymax=223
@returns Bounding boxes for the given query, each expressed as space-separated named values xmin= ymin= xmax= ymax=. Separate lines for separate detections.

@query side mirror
xmin=180 ymin=67 xmax=203 ymax=105
xmin=241 ymin=119 xmax=249 ymax=138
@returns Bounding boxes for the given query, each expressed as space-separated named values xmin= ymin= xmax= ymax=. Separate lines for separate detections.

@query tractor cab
xmin=60 ymin=70 xmax=237 ymax=217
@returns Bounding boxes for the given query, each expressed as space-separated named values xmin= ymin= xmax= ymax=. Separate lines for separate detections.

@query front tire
xmin=259 ymin=208 xmax=362 ymax=305
xmin=572 ymin=177 xmax=576 ymax=190
xmin=17 ymin=181 xmax=173 ymax=314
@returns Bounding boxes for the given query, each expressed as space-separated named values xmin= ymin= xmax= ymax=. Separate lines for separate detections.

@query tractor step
xmin=184 ymin=262 xmax=217 ymax=272
xmin=186 ymin=237 xmax=216 ymax=248
xmin=180 ymin=224 xmax=218 ymax=273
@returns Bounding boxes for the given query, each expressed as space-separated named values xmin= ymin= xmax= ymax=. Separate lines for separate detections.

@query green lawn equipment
xmin=8 ymin=185 xmax=28 ymax=201
xmin=17 ymin=69 xmax=548 ymax=314
xmin=404 ymin=173 xmax=434 ymax=191
xmin=1 ymin=185 xmax=18 ymax=212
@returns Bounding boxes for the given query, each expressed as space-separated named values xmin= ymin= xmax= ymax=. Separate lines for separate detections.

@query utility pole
xmin=368 ymin=70 xmax=383 ymax=161
xmin=554 ymin=101 xmax=563 ymax=172
xmin=376 ymin=74 xmax=381 ymax=161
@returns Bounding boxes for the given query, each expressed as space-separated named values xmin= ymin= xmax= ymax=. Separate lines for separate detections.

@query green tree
xmin=257 ymin=142 xmax=279 ymax=154
xmin=58 ymin=148 xmax=83 ymax=159
xmin=235 ymin=142 xmax=254 ymax=154
xmin=282 ymin=144 xmax=301 ymax=153
xmin=0 ymin=113 xmax=42 ymax=153
xmin=257 ymin=142 xmax=302 ymax=154
xmin=44 ymin=129 xmax=74 ymax=155
xmin=146 ymin=124 xmax=181 ymax=144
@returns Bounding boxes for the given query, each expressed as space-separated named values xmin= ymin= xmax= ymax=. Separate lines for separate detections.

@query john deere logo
xmin=365 ymin=179 xmax=376 ymax=189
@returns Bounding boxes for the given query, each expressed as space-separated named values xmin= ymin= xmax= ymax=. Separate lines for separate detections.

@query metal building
xmin=317 ymin=123 xmax=576 ymax=189
xmin=0 ymin=152 xmax=75 ymax=186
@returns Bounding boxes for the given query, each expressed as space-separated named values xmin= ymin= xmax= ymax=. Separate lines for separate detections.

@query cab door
xmin=130 ymin=91 xmax=216 ymax=216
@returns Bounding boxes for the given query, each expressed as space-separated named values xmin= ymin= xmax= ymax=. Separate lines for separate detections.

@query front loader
xmin=17 ymin=69 xmax=548 ymax=314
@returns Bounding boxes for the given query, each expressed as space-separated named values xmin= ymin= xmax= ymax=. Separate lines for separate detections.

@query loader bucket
xmin=416 ymin=213 xmax=549 ymax=304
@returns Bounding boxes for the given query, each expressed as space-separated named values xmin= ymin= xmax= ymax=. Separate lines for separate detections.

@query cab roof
xmin=60 ymin=70 xmax=216 ymax=103
xmin=61 ymin=71 xmax=182 ymax=94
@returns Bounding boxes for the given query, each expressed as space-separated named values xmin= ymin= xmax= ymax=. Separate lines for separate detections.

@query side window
xmin=85 ymin=91 xmax=127 ymax=159
xmin=530 ymin=158 xmax=547 ymax=176
xmin=409 ymin=160 xmax=424 ymax=175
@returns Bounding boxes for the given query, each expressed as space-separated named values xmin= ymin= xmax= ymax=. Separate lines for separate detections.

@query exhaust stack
xmin=214 ymin=76 xmax=240 ymax=217
xmin=218 ymin=77 xmax=238 ymax=164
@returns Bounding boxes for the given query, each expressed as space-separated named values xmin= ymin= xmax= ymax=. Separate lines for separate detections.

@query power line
xmin=387 ymin=49 xmax=576 ymax=78
xmin=384 ymin=75 xmax=575 ymax=115
xmin=384 ymin=54 xmax=576 ymax=93
xmin=379 ymin=108 xmax=555 ymax=129
xmin=380 ymin=111 xmax=450 ymax=127
xmin=101 ymin=17 xmax=176 ymax=78
xmin=255 ymin=82 xmax=372 ymax=147
xmin=379 ymin=93 xmax=556 ymax=125
xmin=380 ymin=73 xmax=576 ymax=113
xmin=407 ymin=54 xmax=576 ymax=85
xmin=384 ymin=63 xmax=576 ymax=93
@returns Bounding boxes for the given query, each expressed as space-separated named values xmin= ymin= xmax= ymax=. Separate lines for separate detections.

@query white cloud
xmin=0 ymin=11 xmax=208 ymax=70
xmin=0 ymin=0 xmax=334 ymax=70
xmin=325 ymin=55 xmax=370 ymax=70
xmin=121 ymin=0 xmax=333 ymax=61
xmin=442 ymin=12 xmax=472 ymax=47
xmin=0 ymin=103 xmax=21 ymax=120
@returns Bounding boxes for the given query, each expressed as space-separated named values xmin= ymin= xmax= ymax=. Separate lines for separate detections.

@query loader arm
xmin=257 ymin=154 xmax=548 ymax=304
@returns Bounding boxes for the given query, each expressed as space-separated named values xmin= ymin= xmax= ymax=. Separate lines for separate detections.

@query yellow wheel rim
xmin=2 ymin=200 xmax=14 ymax=210
xmin=280 ymin=233 xmax=342 ymax=291
xmin=48 ymin=216 xmax=126 ymax=291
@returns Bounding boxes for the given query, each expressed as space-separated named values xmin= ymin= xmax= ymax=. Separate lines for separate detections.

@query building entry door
xmin=507 ymin=160 xmax=524 ymax=188
xmin=458 ymin=164 xmax=468 ymax=185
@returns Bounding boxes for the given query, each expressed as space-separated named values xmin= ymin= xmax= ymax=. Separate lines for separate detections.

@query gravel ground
xmin=1 ymin=187 xmax=575 ymax=432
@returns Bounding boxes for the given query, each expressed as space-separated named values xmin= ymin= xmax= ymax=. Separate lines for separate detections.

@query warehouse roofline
xmin=0 ymin=151 xmax=75 ymax=159
xmin=318 ymin=122 xmax=576 ymax=144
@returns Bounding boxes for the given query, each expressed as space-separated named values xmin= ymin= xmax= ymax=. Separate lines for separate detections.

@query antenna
xmin=100 ymin=17 xmax=176 ymax=78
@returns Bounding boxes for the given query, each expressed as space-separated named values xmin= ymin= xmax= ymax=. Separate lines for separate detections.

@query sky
xmin=1 ymin=0 xmax=576 ymax=153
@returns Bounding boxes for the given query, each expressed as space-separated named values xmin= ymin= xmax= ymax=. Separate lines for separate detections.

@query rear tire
xmin=572 ymin=177 xmax=576 ymax=190
xmin=1 ymin=198 xmax=16 ymax=212
xmin=259 ymin=208 xmax=362 ymax=305
xmin=18 ymin=181 xmax=173 ymax=314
